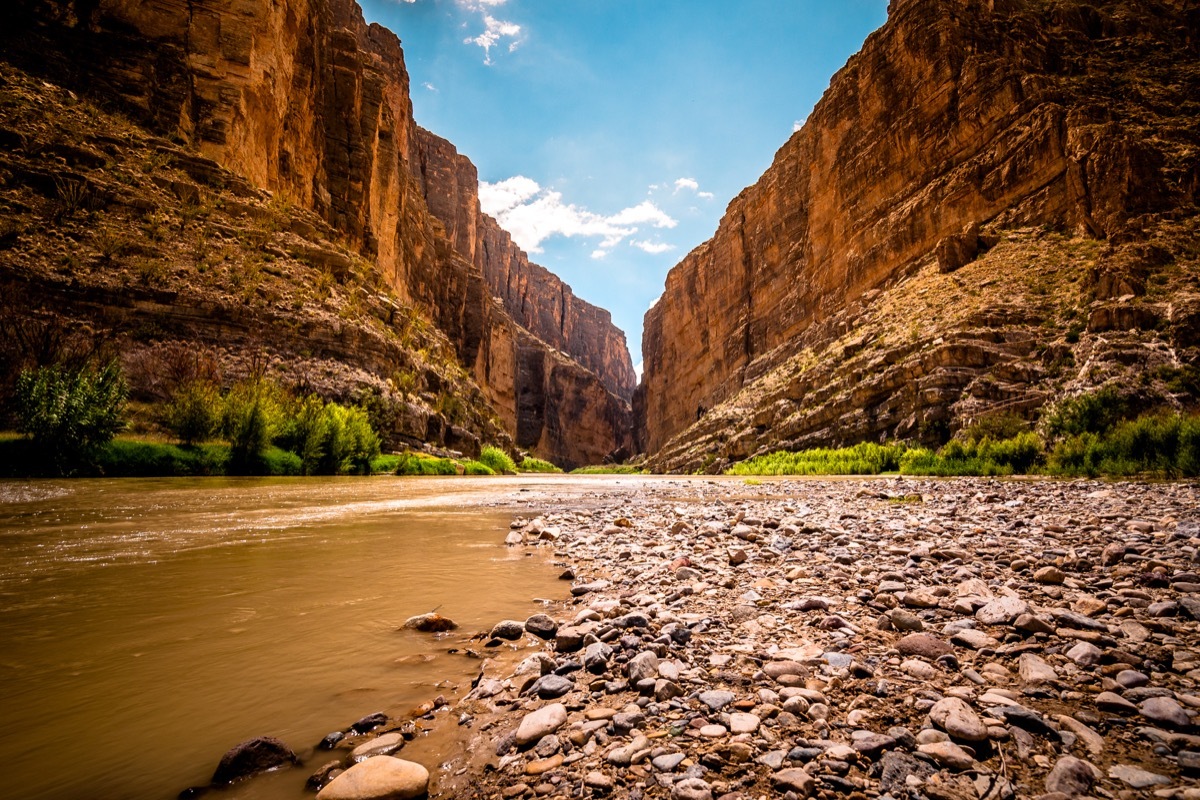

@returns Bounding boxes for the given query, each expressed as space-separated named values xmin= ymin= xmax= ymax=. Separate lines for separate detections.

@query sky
xmin=357 ymin=0 xmax=889 ymax=374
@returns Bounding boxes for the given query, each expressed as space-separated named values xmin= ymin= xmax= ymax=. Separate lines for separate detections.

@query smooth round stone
xmin=515 ymin=703 xmax=568 ymax=746
xmin=1140 ymin=696 xmax=1191 ymax=728
xmin=350 ymin=733 xmax=405 ymax=762
xmin=316 ymin=757 xmax=429 ymax=800
xmin=699 ymin=724 xmax=727 ymax=737
xmin=1116 ymin=670 xmax=1150 ymax=689
xmin=917 ymin=741 xmax=976 ymax=770
xmin=929 ymin=696 xmax=988 ymax=742
xmin=1045 ymin=756 xmax=1098 ymax=795
xmin=652 ymin=752 xmax=686 ymax=771
xmin=584 ymin=771 xmax=612 ymax=789
xmin=524 ymin=614 xmax=558 ymax=640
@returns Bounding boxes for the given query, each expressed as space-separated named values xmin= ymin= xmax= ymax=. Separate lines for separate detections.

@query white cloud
xmin=462 ymin=9 xmax=522 ymax=64
xmin=631 ymin=240 xmax=675 ymax=255
xmin=634 ymin=360 xmax=644 ymax=381
xmin=478 ymin=176 xmax=540 ymax=215
xmin=793 ymin=117 xmax=807 ymax=132
xmin=423 ymin=82 xmax=438 ymax=92
xmin=672 ymin=177 xmax=714 ymax=201
xmin=479 ymin=176 xmax=677 ymax=255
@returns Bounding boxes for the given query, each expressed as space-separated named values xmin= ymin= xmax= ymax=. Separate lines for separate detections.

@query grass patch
xmin=728 ymin=442 xmax=906 ymax=476
xmin=518 ymin=456 xmax=562 ymax=473
xmin=462 ymin=460 xmax=495 ymax=475
xmin=394 ymin=452 xmax=458 ymax=476
xmin=478 ymin=445 xmax=516 ymax=474
xmin=570 ymin=464 xmax=646 ymax=474
xmin=371 ymin=454 xmax=402 ymax=474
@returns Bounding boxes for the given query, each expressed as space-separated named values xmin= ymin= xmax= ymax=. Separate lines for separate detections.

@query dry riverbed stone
xmin=316 ymin=756 xmax=429 ymax=800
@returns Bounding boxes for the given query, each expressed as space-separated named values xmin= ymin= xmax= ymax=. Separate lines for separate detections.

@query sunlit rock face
xmin=637 ymin=0 xmax=1200 ymax=469
xmin=4 ymin=0 xmax=633 ymax=468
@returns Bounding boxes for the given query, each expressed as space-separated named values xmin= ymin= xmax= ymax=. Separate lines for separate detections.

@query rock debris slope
xmin=636 ymin=0 xmax=1200 ymax=471
xmin=0 ymin=0 xmax=632 ymax=467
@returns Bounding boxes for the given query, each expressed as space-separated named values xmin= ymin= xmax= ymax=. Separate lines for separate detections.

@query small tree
xmin=222 ymin=379 xmax=282 ymax=474
xmin=163 ymin=380 xmax=222 ymax=445
xmin=15 ymin=360 xmax=127 ymax=473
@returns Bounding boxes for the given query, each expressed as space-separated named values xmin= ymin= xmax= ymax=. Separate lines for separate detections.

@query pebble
xmin=515 ymin=704 xmax=567 ymax=747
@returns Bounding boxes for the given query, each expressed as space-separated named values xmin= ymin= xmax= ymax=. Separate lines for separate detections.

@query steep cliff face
xmin=2 ymin=0 xmax=632 ymax=467
xmin=410 ymin=127 xmax=637 ymax=401
xmin=638 ymin=0 xmax=1200 ymax=465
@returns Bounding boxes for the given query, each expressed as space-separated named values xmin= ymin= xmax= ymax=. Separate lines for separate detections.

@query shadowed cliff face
xmin=637 ymin=0 xmax=1200 ymax=463
xmin=2 ymin=0 xmax=633 ymax=468
xmin=409 ymin=128 xmax=637 ymax=402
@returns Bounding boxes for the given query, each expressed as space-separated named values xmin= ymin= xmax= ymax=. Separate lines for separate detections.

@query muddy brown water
xmin=0 ymin=475 xmax=637 ymax=800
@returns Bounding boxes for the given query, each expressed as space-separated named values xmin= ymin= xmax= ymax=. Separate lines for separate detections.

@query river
xmin=0 ymin=475 xmax=605 ymax=800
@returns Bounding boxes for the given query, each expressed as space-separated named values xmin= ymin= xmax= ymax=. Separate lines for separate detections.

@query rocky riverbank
xmin=310 ymin=476 xmax=1200 ymax=800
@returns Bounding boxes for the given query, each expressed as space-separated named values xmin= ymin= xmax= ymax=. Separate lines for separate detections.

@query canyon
xmin=636 ymin=0 xmax=1200 ymax=471
xmin=0 ymin=0 xmax=633 ymax=469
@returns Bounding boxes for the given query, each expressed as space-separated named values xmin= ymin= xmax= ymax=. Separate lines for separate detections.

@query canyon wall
xmin=637 ymin=0 xmax=1200 ymax=461
xmin=3 ymin=0 xmax=632 ymax=467
xmin=409 ymin=127 xmax=637 ymax=401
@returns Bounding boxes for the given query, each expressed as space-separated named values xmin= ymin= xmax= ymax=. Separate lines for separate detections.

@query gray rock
xmin=583 ymin=641 xmax=613 ymax=673
xmin=698 ymin=690 xmax=735 ymax=711
xmin=628 ymin=650 xmax=660 ymax=682
xmin=1096 ymin=691 xmax=1138 ymax=715
xmin=529 ymin=674 xmax=572 ymax=700
xmin=489 ymin=619 xmax=525 ymax=640
xmin=1045 ymin=757 xmax=1097 ymax=796
xmin=772 ymin=768 xmax=815 ymax=795
xmin=930 ymin=696 xmax=988 ymax=742
xmin=671 ymin=777 xmax=713 ymax=800
xmin=524 ymin=614 xmax=558 ymax=640
xmin=896 ymin=633 xmax=952 ymax=659
xmin=976 ymin=594 xmax=1029 ymax=625
xmin=515 ymin=703 xmax=567 ymax=746
xmin=1141 ymin=696 xmax=1191 ymax=728
xmin=652 ymin=752 xmax=686 ymax=771
xmin=1108 ymin=764 xmax=1171 ymax=788
xmin=211 ymin=736 xmax=299 ymax=785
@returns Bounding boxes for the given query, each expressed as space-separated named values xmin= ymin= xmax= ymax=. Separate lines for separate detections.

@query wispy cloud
xmin=793 ymin=117 xmax=807 ymax=132
xmin=423 ymin=82 xmax=438 ymax=92
xmin=458 ymin=0 xmax=522 ymax=64
xmin=480 ymin=176 xmax=677 ymax=256
xmin=631 ymin=240 xmax=675 ymax=255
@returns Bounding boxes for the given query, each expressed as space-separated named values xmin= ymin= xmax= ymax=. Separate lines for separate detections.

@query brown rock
xmin=896 ymin=633 xmax=953 ymax=659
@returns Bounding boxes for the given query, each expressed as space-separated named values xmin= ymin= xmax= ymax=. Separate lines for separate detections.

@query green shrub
xmin=479 ymin=445 xmax=516 ymax=474
xmin=222 ymin=379 xmax=284 ymax=474
xmin=900 ymin=431 xmax=1044 ymax=476
xmin=518 ymin=456 xmax=562 ymax=473
xmin=277 ymin=396 xmax=381 ymax=475
xmin=958 ymin=411 xmax=1030 ymax=442
xmin=395 ymin=452 xmax=458 ymax=475
xmin=162 ymin=380 xmax=222 ymax=445
xmin=1046 ymin=413 xmax=1200 ymax=478
xmin=462 ymin=460 xmax=495 ymax=475
xmin=277 ymin=393 xmax=327 ymax=474
xmin=14 ymin=359 xmax=127 ymax=474
xmin=728 ymin=442 xmax=907 ymax=476
xmin=1043 ymin=386 xmax=1129 ymax=437
xmin=261 ymin=446 xmax=303 ymax=476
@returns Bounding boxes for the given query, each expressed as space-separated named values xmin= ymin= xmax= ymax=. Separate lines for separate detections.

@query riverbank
xmin=314 ymin=475 xmax=1200 ymax=800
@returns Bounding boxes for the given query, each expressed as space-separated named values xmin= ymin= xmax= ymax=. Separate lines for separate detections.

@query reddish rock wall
xmin=637 ymin=0 xmax=1199 ymax=455
xmin=6 ymin=0 xmax=632 ymax=467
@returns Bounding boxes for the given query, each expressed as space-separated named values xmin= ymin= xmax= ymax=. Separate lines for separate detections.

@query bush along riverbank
xmin=2 ymin=359 xmax=554 ymax=478
xmin=729 ymin=390 xmax=1200 ymax=479
xmin=276 ymin=476 xmax=1200 ymax=800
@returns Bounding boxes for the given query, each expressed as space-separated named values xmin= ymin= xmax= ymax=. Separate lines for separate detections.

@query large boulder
xmin=316 ymin=756 xmax=430 ymax=800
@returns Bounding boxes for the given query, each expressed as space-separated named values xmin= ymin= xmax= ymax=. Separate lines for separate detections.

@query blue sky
xmin=357 ymin=0 xmax=889 ymax=373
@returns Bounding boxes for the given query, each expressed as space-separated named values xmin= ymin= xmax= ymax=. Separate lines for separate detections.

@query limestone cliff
xmin=1 ymin=0 xmax=632 ymax=467
xmin=409 ymin=127 xmax=637 ymax=401
xmin=637 ymin=0 xmax=1200 ymax=470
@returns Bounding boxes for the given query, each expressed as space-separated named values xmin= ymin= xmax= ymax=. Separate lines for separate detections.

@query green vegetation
xmin=570 ymin=464 xmax=646 ymax=474
xmin=462 ymin=460 xmax=496 ymax=475
xmin=394 ymin=452 xmax=458 ymax=476
xmin=728 ymin=442 xmax=906 ymax=476
xmin=162 ymin=380 xmax=223 ymax=446
xmin=727 ymin=389 xmax=1199 ymax=480
xmin=518 ymin=456 xmax=563 ymax=473
xmin=14 ymin=360 xmax=127 ymax=474
xmin=478 ymin=445 xmax=517 ymax=474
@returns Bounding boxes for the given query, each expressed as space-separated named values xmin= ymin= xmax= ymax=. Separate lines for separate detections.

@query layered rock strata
xmin=2 ymin=0 xmax=632 ymax=467
xmin=637 ymin=0 xmax=1200 ymax=462
xmin=409 ymin=127 xmax=636 ymax=401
